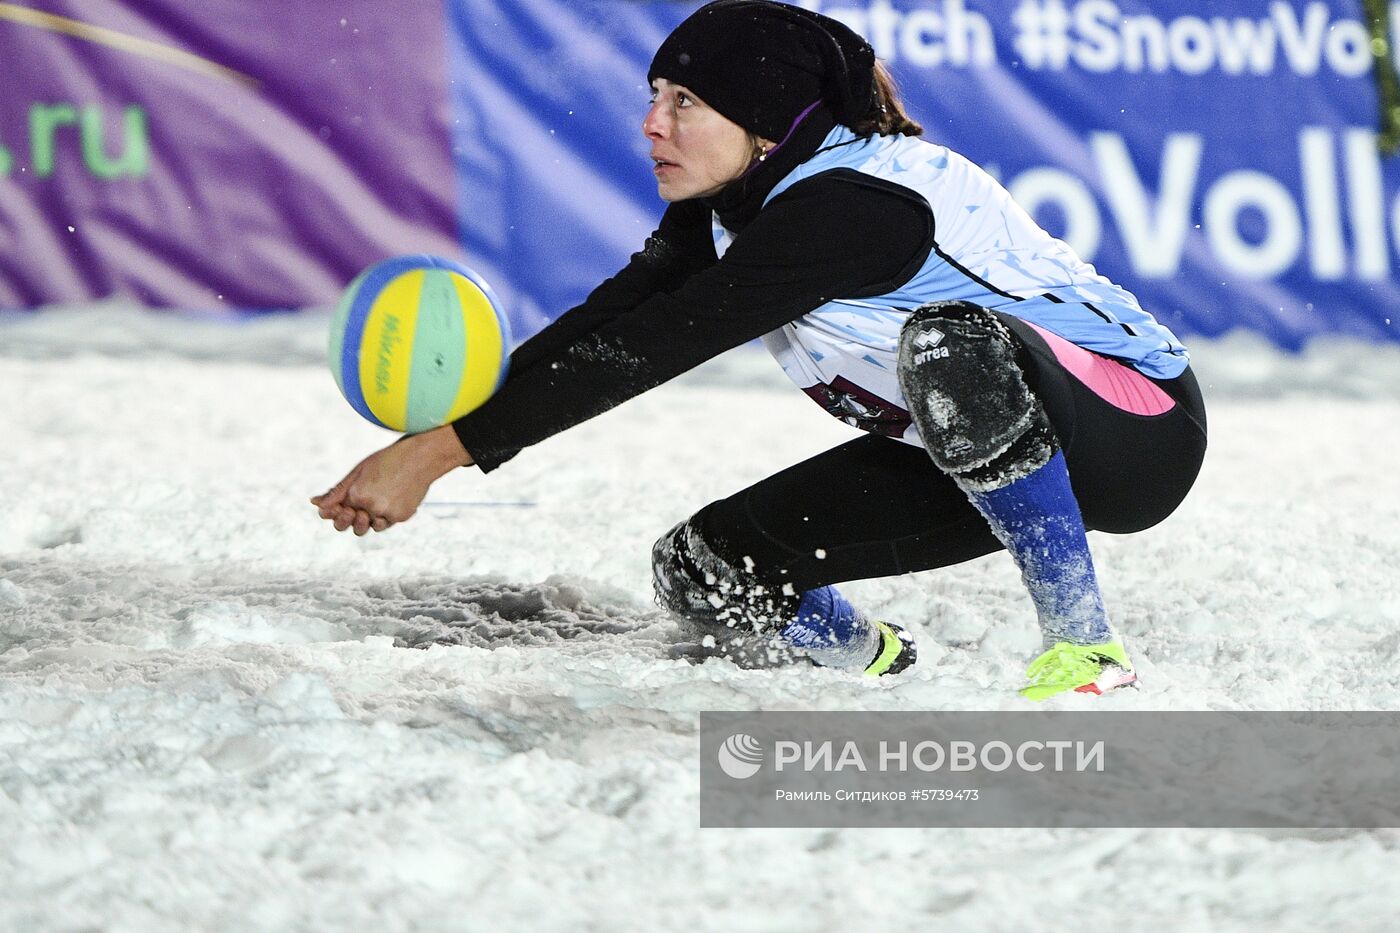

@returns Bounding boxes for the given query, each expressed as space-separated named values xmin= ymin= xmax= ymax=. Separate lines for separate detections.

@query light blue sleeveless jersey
xmin=713 ymin=125 xmax=1189 ymax=446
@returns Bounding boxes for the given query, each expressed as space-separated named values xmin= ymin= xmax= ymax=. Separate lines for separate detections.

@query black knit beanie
xmin=647 ymin=0 xmax=877 ymax=142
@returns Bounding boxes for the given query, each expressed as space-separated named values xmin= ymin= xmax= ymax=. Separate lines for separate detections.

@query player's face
xmin=644 ymin=79 xmax=758 ymax=201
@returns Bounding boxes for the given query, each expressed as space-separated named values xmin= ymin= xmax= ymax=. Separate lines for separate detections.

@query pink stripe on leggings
xmin=1023 ymin=322 xmax=1175 ymax=416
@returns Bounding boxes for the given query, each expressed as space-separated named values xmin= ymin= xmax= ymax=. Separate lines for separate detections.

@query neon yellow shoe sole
xmin=1020 ymin=640 xmax=1136 ymax=701
xmin=865 ymin=621 xmax=917 ymax=677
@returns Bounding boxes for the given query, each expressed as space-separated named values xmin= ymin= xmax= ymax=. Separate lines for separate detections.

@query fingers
xmin=312 ymin=487 xmax=345 ymax=517
xmin=312 ymin=463 xmax=362 ymax=511
xmin=313 ymin=452 xmax=407 ymax=534
xmin=321 ymin=503 xmax=392 ymax=535
xmin=313 ymin=472 xmax=360 ymax=523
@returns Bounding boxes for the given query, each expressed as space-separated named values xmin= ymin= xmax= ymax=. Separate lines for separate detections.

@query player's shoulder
xmin=768 ymin=164 xmax=934 ymax=225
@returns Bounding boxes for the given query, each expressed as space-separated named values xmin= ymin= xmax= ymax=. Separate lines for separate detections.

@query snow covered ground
xmin=3 ymin=306 xmax=1400 ymax=931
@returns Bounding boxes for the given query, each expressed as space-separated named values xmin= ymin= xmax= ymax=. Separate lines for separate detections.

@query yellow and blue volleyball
xmin=328 ymin=255 xmax=511 ymax=433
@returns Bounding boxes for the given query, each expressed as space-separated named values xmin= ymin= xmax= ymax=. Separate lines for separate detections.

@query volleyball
xmin=328 ymin=255 xmax=511 ymax=433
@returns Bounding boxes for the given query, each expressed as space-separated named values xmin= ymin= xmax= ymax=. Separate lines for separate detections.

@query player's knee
xmin=651 ymin=519 xmax=729 ymax=622
xmin=897 ymin=301 xmax=1041 ymax=474
xmin=651 ymin=517 xmax=794 ymax=628
xmin=896 ymin=301 xmax=1021 ymax=399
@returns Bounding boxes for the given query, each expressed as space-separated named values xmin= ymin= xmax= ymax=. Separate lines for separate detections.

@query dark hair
xmin=849 ymin=61 xmax=924 ymax=137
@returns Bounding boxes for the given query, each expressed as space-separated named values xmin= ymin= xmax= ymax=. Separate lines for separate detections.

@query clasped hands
xmin=311 ymin=425 xmax=473 ymax=535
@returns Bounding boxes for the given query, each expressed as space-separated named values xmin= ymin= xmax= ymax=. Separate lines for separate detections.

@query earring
xmin=757 ymin=144 xmax=772 ymax=162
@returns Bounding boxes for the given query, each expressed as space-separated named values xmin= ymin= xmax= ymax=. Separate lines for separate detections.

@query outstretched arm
xmin=453 ymin=174 xmax=932 ymax=471
xmin=312 ymin=174 xmax=930 ymax=533
xmin=502 ymin=199 xmax=717 ymax=380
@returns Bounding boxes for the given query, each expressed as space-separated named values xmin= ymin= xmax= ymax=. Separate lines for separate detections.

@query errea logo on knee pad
xmin=911 ymin=326 xmax=945 ymax=349
xmin=911 ymin=326 xmax=951 ymax=363
xmin=916 ymin=346 xmax=951 ymax=363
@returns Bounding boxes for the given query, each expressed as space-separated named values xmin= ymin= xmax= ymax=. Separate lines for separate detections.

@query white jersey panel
xmin=714 ymin=125 xmax=1189 ymax=445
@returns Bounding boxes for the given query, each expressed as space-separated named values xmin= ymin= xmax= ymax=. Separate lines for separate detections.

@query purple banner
xmin=0 ymin=1 xmax=461 ymax=309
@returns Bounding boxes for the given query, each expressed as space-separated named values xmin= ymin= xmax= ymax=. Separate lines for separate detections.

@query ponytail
xmin=849 ymin=61 xmax=924 ymax=137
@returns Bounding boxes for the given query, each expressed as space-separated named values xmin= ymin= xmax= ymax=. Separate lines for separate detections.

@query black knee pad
xmin=651 ymin=518 xmax=797 ymax=629
xmin=897 ymin=301 xmax=1056 ymax=480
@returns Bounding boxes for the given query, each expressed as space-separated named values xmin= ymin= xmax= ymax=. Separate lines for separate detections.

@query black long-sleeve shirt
xmin=452 ymin=133 xmax=933 ymax=473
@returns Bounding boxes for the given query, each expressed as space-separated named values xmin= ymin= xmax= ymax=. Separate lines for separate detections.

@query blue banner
xmin=448 ymin=0 xmax=1400 ymax=348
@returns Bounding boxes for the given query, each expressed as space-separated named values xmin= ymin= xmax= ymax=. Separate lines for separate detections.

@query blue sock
xmin=779 ymin=585 xmax=880 ymax=670
xmin=962 ymin=451 xmax=1112 ymax=646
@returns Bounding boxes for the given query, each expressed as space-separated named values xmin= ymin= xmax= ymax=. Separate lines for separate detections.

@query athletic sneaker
xmin=865 ymin=621 xmax=917 ymax=676
xmin=1020 ymin=640 xmax=1136 ymax=700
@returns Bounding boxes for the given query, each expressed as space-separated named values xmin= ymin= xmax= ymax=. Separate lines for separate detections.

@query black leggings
xmin=680 ymin=315 xmax=1208 ymax=593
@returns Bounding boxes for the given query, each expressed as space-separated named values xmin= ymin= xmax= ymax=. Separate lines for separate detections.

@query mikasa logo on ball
xmin=374 ymin=314 xmax=401 ymax=394
xmin=717 ymin=733 xmax=764 ymax=779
